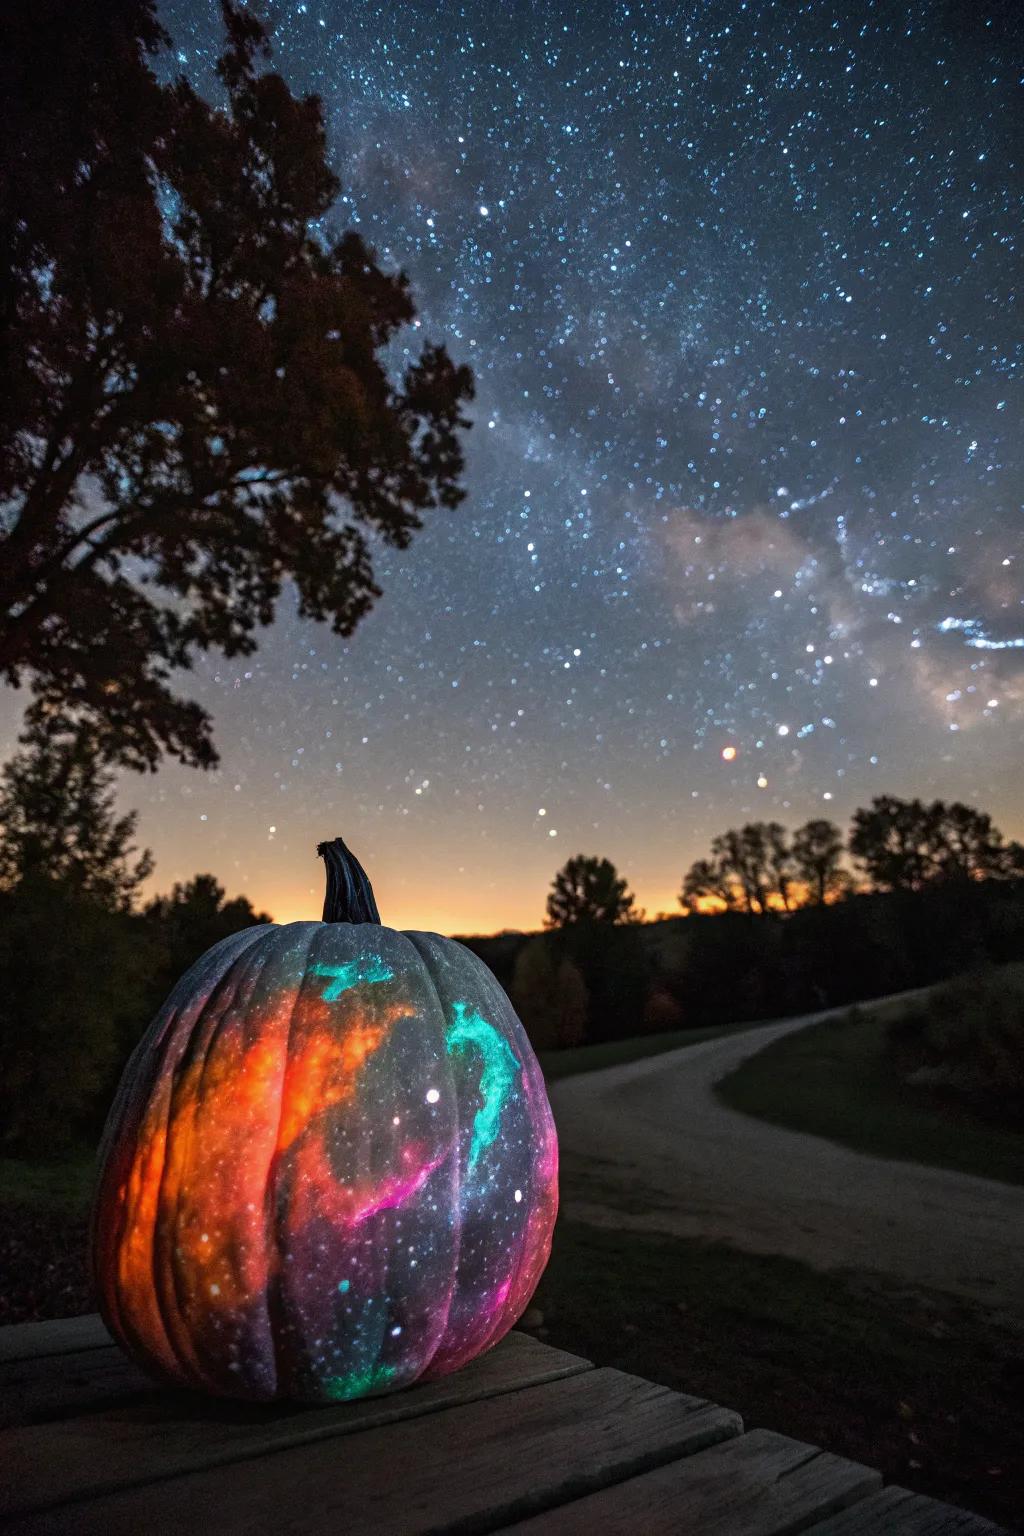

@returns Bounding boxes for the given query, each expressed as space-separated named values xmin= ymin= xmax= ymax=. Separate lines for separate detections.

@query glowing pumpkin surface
xmin=91 ymin=838 xmax=558 ymax=1403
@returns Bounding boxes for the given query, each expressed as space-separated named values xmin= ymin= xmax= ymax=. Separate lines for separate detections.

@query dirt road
xmin=549 ymin=1012 xmax=1024 ymax=1311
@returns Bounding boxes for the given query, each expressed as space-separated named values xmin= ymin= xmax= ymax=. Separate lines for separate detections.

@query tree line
xmin=478 ymin=797 xmax=1024 ymax=1056
xmin=0 ymin=724 xmax=269 ymax=1154
xmin=3 ymin=719 xmax=1024 ymax=1149
xmin=541 ymin=799 xmax=1024 ymax=928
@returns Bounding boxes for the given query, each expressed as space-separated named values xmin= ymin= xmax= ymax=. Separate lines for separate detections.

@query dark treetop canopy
xmin=0 ymin=0 xmax=473 ymax=771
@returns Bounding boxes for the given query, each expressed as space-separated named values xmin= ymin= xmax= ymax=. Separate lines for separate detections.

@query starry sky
xmin=6 ymin=0 xmax=1022 ymax=934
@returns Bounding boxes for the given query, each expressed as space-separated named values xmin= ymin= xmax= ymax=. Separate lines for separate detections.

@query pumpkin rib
xmin=264 ymin=921 xmax=336 ymax=1400
xmin=160 ymin=926 xmax=288 ymax=1395
xmin=459 ymin=954 xmax=534 ymax=1362
xmin=394 ymin=929 xmax=465 ymax=1383
xmin=95 ymin=925 xmax=274 ymax=1391
xmin=158 ymin=934 xmax=270 ymax=1392
xmin=95 ymin=1000 xmax=181 ymax=1380
xmin=453 ymin=939 xmax=556 ymax=1360
xmin=402 ymin=929 xmax=541 ymax=1378
xmin=456 ymin=938 xmax=543 ymax=1361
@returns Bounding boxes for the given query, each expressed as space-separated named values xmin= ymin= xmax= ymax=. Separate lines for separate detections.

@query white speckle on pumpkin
xmin=425 ymin=1087 xmax=440 ymax=1104
xmin=514 ymin=1189 xmax=523 ymax=1203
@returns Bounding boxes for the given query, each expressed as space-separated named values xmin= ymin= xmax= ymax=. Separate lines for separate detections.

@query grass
xmin=531 ymin=1218 xmax=1024 ymax=1533
xmin=716 ymin=995 xmax=1024 ymax=1187
xmin=0 ymin=1155 xmax=96 ymax=1325
xmin=539 ymin=1017 xmax=768 ymax=1081
xmin=0 ymin=1153 xmax=97 ymax=1214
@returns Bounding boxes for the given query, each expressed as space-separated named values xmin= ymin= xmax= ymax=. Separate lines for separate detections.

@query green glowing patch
xmin=446 ymin=1001 xmax=520 ymax=1171
xmin=312 ymin=957 xmax=394 ymax=1001
xmin=323 ymin=1362 xmax=397 ymax=1400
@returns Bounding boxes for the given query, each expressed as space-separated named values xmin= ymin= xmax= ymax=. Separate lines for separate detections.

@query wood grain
xmin=806 ymin=1485 xmax=1009 ymax=1534
xmin=0 ymin=1347 xmax=158 ymax=1429
xmin=4 ymin=1368 xmax=741 ymax=1535
xmin=1 ymin=1330 xmax=593 ymax=1519
xmin=498 ymin=1426 xmax=880 ymax=1535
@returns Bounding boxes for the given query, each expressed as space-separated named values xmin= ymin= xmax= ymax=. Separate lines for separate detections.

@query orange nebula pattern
xmin=92 ymin=921 xmax=558 ymax=1402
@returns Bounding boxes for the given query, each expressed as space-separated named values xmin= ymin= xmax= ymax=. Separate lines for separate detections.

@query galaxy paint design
xmin=92 ymin=921 xmax=558 ymax=1403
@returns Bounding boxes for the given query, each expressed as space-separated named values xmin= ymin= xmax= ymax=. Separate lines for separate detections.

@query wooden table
xmin=0 ymin=1314 xmax=1006 ymax=1534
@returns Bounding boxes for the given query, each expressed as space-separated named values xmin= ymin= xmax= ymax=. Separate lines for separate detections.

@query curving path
xmin=549 ymin=1008 xmax=1024 ymax=1311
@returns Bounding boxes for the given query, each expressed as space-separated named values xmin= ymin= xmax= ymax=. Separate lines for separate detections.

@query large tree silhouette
xmin=849 ymin=795 xmax=1017 ymax=891
xmin=0 ymin=0 xmax=473 ymax=769
xmin=545 ymin=855 xmax=637 ymax=927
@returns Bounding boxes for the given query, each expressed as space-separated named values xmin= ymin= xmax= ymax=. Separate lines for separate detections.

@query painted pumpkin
xmin=91 ymin=837 xmax=558 ymax=1403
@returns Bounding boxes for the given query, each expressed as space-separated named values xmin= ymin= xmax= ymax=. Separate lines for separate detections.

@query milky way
xmin=15 ymin=0 xmax=1021 ymax=932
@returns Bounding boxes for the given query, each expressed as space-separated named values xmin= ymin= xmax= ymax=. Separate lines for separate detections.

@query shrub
xmin=890 ymin=964 xmax=1024 ymax=1119
xmin=510 ymin=936 xmax=588 ymax=1050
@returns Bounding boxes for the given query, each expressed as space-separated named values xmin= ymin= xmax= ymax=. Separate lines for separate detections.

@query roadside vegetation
xmin=717 ymin=970 xmax=1024 ymax=1187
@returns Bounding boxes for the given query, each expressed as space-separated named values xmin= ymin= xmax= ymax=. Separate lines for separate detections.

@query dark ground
xmin=532 ymin=1220 xmax=1024 ymax=1535
xmin=1 ymin=1178 xmax=1022 ymax=1532
xmin=0 ymin=1202 xmax=92 ymax=1327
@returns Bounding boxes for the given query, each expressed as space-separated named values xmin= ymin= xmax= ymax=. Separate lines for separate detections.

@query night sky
xmin=7 ymin=1 xmax=1021 ymax=934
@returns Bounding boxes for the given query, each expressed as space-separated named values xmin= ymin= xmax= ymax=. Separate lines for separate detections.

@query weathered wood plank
xmin=1 ymin=1331 xmax=594 ymax=1519
xmin=0 ymin=1347 xmax=159 ymax=1429
xmin=496 ymin=1426 xmax=880 ymax=1535
xmin=4 ymin=1368 xmax=741 ymax=1534
xmin=806 ymin=1485 xmax=1009 ymax=1534
xmin=0 ymin=1316 xmax=112 ymax=1364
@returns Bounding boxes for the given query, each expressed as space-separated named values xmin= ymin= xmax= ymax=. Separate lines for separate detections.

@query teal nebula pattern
xmin=446 ymin=1001 xmax=521 ymax=1171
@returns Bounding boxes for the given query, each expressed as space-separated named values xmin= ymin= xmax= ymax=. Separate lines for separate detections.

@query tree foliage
xmin=144 ymin=872 xmax=269 ymax=998
xmin=791 ymin=818 xmax=848 ymax=905
xmin=0 ymin=715 xmax=152 ymax=909
xmin=682 ymin=798 xmax=1023 ymax=915
xmin=510 ymin=936 xmax=588 ymax=1050
xmin=546 ymin=854 xmax=637 ymax=927
xmin=680 ymin=822 xmax=792 ymax=915
xmin=849 ymin=796 xmax=1018 ymax=891
xmin=0 ymin=0 xmax=473 ymax=769
xmin=0 ymin=876 xmax=157 ymax=1153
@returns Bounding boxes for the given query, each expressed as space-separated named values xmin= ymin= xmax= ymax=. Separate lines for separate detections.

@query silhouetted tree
xmin=1004 ymin=841 xmax=1024 ymax=880
xmin=681 ymin=824 xmax=788 ymax=915
xmin=144 ymin=872 xmax=269 ymax=992
xmin=0 ymin=876 xmax=157 ymax=1153
xmin=0 ymin=715 xmax=152 ymax=909
xmin=679 ymin=855 xmax=738 ymax=914
xmin=765 ymin=821 xmax=793 ymax=911
xmin=791 ymin=818 xmax=847 ymax=905
xmin=546 ymin=855 xmax=636 ymax=927
xmin=850 ymin=796 xmax=1011 ymax=891
xmin=849 ymin=796 xmax=940 ymax=891
xmin=510 ymin=936 xmax=588 ymax=1050
xmin=933 ymin=801 xmax=1010 ymax=882
xmin=554 ymin=919 xmax=651 ymax=1043
xmin=1 ymin=0 xmax=473 ymax=770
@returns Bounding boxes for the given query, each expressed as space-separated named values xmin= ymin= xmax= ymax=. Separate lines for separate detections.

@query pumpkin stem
xmin=316 ymin=837 xmax=382 ymax=925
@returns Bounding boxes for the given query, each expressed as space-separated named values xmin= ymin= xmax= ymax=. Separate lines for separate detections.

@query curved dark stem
xmin=317 ymin=836 xmax=382 ymax=925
